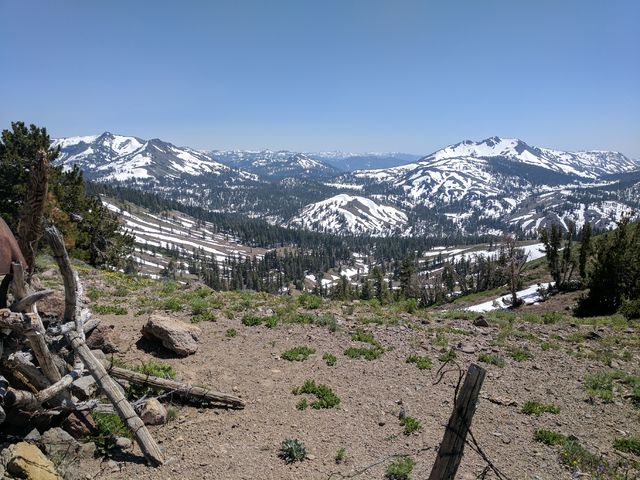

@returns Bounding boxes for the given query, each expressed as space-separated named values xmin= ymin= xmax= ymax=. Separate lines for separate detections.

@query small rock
xmin=6 ymin=442 xmax=62 ymax=480
xmin=24 ymin=428 xmax=42 ymax=442
xmin=141 ymin=315 xmax=200 ymax=356
xmin=232 ymin=386 xmax=239 ymax=393
xmin=71 ymin=375 xmax=98 ymax=400
xmin=115 ymin=437 xmax=132 ymax=449
xmin=86 ymin=324 xmax=122 ymax=353
xmin=63 ymin=411 xmax=98 ymax=439
xmin=473 ymin=316 xmax=489 ymax=327
xmin=139 ymin=398 xmax=168 ymax=425
xmin=306 ymin=454 xmax=316 ymax=460
xmin=457 ymin=342 xmax=476 ymax=354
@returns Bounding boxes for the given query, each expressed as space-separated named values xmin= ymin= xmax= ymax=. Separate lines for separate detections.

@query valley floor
xmin=36 ymin=265 xmax=640 ymax=480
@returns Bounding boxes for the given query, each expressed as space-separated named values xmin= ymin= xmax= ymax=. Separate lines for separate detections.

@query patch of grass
xmin=323 ymin=353 xmax=337 ymax=366
xmin=438 ymin=349 xmax=457 ymax=363
xmin=351 ymin=328 xmax=379 ymax=346
xmin=541 ymin=341 xmax=560 ymax=351
xmin=313 ymin=313 xmax=337 ymax=332
xmin=241 ymin=314 xmax=263 ymax=326
xmin=264 ymin=316 xmax=279 ymax=328
xmin=584 ymin=371 xmax=619 ymax=403
xmin=521 ymin=400 xmax=560 ymax=416
xmin=431 ymin=334 xmax=448 ymax=348
xmin=534 ymin=429 xmax=567 ymax=446
xmin=296 ymin=398 xmax=308 ymax=411
xmin=385 ymin=456 xmax=416 ymax=480
xmin=507 ymin=347 xmax=532 ymax=361
xmin=279 ymin=438 xmax=306 ymax=464
xmin=87 ymin=286 xmax=102 ymax=302
xmin=613 ymin=436 xmax=640 ymax=456
xmin=93 ymin=412 xmax=131 ymax=454
xmin=542 ymin=311 xmax=564 ymax=324
xmin=292 ymin=379 xmax=341 ymax=409
xmin=298 ymin=293 xmax=323 ymax=309
xmin=400 ymin=416 xmax=422 ymax=435
xmin=160 ymin=281 xmax=178 ymax=296
xmin=406 ymin=355 xmax=432 ymax=370
xmin=281 ymin=346 xmax=316 ymax=362
xmin=191 ymin=310 xmax=216 ymax=323
xmin=130 ymin=360 xmax=176 ymax=397
xmin=477 ymin=353 xmax=505 ymax=367
xmin=92 ymin=305 xmax=128 ymax=315
xmin=335 ymin=447 xmax=347 ymax=464
xmin=225 ymin=328 xmax=237 ymax=338
xmin=166 ymin=406 xmax=178 ymax=422
xmin=190 ymin=297 xmax=209 ymax=316
xmin=162 ymin=297 xmax=183 ymax=312
xmin=344 ymin=346 xmax=384 ymax=360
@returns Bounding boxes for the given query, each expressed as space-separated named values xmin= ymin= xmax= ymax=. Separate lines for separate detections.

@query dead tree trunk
xmin=428 ymin=364 xmax=486 ymax=480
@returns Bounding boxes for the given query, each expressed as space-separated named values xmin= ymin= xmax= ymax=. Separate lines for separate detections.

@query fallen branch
xmin=105 ymin=363 xmax=245 ymax=409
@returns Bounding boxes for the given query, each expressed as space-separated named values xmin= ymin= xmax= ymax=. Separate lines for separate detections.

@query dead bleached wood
xmin=9 ymin=289 xmax=53 ymax=312
xmin=105 ymin=364 xmax=245 ymax=409
xmin=10 ymin=263 xmax=66 ymax=393
xmin=66 ymin=330 xmax=165 ymax=466
xmin=5 ymin=352 xmax=50 ymax=392
xmin=428 ymin=363 xmax=486 ymax=480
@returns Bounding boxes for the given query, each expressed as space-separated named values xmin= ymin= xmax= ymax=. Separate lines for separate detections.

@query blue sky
xmin=1 ymin=0 xmax=638 ymax=156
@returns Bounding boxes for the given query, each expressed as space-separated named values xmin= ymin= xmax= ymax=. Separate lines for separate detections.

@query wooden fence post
xmin=428 ymin=363 xmax=486 ymax=480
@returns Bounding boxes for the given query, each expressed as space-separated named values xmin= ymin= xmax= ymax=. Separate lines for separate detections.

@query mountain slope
xmin=210 ymin=150 xmax=339 ymax=180
xmin=53 ymin=132 xmax=255 ymax=182
xmin=289 ymin=194 xmax=408 ymax=236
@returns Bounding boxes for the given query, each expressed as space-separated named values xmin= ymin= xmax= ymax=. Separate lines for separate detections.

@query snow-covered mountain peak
xmin=289 ymin=194 xmax=409 ymax=236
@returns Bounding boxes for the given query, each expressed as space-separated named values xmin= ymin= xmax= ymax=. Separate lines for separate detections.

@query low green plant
xmin=344 ymin=346 xmax=383 ymax=360
xmin=191 ymin=310 xmax=216 ymax=323
xmin=93 ymin=412 xmax=131 ymax=454
xmin=351 ymin=328 xmax=379 ymax=346
xmin=92 ymin=305 xmax=128 ymax=315
xmin=298 ymin=293 xmax=323 ymax=309
xmin=542 ymin=311 xmax=564 ymax=324
xmin=335 ymin=447 xmax=347 ymax=464
xmin=431 ymin=334 xmax=448 ymax=348
xmin=385 ymin=456 xmax=416 ymax=480
xmin=323 ymin=353 xmax=337 ymax=366
xmin=477 ymin=353 xmax=505 ymax=367
xmin=406 ymin=355 xmax=432 ymax=370
xmin=438 ymin=349 xmax=457 ymax=363
xmin=400 ymin=416 xmax=422 ymax=435
xmin=225 ymin=328 xmax=237 ymax=338
xmin=264 ymin=316 xmax=279 ymax=328
xmin=162 ymin=297 xmax=183 ymax=312
xmin=533 ymin=429 xmax=567 ymax=446
xmin=613 ymin=436 xmax=640 ymax=456
xmin=507 ymin=347 xmax=532 ymax=361
xmin=296 ymin=398 xmax=308 ymax=411
xmin=521 ymin=400 xmax=560 ymax=416
xmin=584 ymin=371 xmax=618 ymax=402
xmin=166 ymin=406 xmax=178 ymax=422
xmin=292 ymin=379 xmax=341 ymax=409
xmin=241 ymin=314 xmax=263 ymax=326
xmin=279 ymin=438 xmax=306 ymax=464
xmin=190 ymin=297 xmax=209 ymax=316
xmin=130 ymin=360 xmax=176 ymax=397
xmin=281 ymin=346 xmax=316 ymax=362
xmin=87 ymin=286 xmax=102 ymax=301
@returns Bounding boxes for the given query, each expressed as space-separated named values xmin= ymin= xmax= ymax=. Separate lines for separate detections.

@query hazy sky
xmin=1 ymin=0 xmax=638 ymax=156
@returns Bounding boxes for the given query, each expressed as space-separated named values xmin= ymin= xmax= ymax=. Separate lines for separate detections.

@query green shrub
xmin=323 ymin=353 xmax=337 ymax=366
xmin=584 ymin=371 xmax=618 ymax=402
xmin=431 ymin=334 xmax=448 ymax=348
xmin=292 ymin=379 xmax=340 ymax=409
xmin=190 ymin=297 xmax=209 ymax=316
xmin=477 ymin=353 xmax=505 ymax=367
xmin=264 ymin=316 xmax=279 ymax=328
xmin=521 ymin=400 xmax=560 ymax=415
xmin=400 ymin=416 xmax=421 ymax=435
xmin=296 ymin=398 xmax=308 ymax=411
xmin=298 ymin=293 xmax=322 ymax=309
xmin=281 ymin=346 xmax=316 ymax=362
xmin=279 ymin=438 xmax=306 ymax=464
xmin=542 ymin=311 xmax=563 ymax=324
xmin=314 ymin=313 xmax=337 ymax=332
xmin=613 ymin=436 xmax=640 ymax=456
xmin=93 ymin=412 xmax=131 ymax=454
xmin=344 ymin=346 xmax=383 ymax=360
xmin=162 ymin=297 xmax=183 ymax=312
xmin=130 ymin=360 xmax=176 ymax=397
xmin=438 ymin=349 xmax=457 ymax=362
xmin=620 ymin=299 xmax=640 ymax=320
xmin=534 ymin=429 xmax=567 ymax=446
xmin=335 ymin=447 xmax=347 ymax=464
xmin=92 ymin=305 xmax=128 ymax=315
xmin=406 ymin=355 xmax=432 ymax=370
xmin=241 ymin=314 xmax=263 ymax=326
xmin=351 ymin=328 xmax=378 ymax=346
xmin=87 ymin=286 xmax=102 ymax=301
xmin=508 ymin=347 xmax=532 ymax=361
xmin=385 ymin=456 xmax=416 ymax=480
xmin=191 ymin=310 xmax=216 ymax=323
xmin=225 ymin=328 xmax=237 ymax=338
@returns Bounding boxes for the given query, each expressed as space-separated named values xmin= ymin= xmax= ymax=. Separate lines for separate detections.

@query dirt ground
xmin=74 ymin=285 xmax=640 ymax=480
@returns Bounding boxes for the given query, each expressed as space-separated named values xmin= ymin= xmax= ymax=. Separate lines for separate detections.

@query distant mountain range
xmin=53 ymin=132 xmax=640 ymax=238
